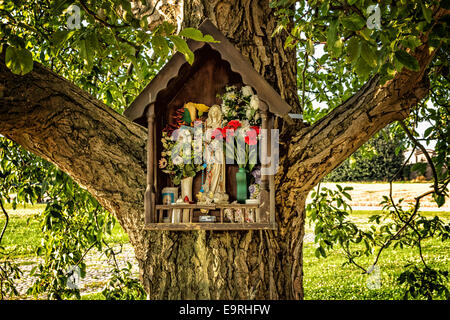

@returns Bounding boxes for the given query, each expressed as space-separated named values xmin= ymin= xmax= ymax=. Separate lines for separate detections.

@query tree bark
xmin=0 ymin=1 xmax=438 ymax=299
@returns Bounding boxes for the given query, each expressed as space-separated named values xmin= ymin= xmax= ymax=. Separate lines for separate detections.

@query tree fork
xmin=0 ymin=2 xmax=440 ymax=299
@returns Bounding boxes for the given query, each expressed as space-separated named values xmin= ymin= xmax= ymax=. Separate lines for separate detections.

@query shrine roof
xmin=124 ymin=19 xmax=292 ymax=123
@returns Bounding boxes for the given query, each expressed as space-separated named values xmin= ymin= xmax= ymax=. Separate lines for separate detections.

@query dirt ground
xmin=306 ymin=182 xmax=450 ymax=211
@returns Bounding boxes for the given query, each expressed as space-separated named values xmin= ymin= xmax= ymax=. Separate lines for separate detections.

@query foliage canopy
xmin=0 ymin=0 xmax=448 ymax=299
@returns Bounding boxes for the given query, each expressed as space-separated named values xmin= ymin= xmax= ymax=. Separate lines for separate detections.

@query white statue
xmin=203 ymin=105 xmax=228 ymax=203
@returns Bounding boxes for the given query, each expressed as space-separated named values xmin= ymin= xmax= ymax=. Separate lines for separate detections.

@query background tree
xmin=324 ymin=126 xmax=407 ymax=182
xmin=0 ymin=0 xmax=448 ymax=299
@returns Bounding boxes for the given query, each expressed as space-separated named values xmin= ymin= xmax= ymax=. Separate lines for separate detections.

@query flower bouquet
xmin=159 ymin=128 xmax=203 ymax=186
xmin=216 ymin=85 xmax=262 ymax=202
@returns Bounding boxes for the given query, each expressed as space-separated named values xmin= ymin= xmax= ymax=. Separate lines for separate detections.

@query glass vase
xmin=236 ymin=167 xmax=248 ymax=204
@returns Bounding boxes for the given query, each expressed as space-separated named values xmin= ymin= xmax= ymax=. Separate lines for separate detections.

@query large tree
xmin=0 ymin=0 xmax=448 ymax=299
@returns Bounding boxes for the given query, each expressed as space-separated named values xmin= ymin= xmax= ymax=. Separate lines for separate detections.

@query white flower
xmin=246 ymin=108 xmax=252 ymax=120
xmin=225 ymin=92 xmax=236 ymax=101
xmin=241 ymin=120 xmax=250 ymax=131
xmin=194 ymin=143 xmax=202 ymax=154
xmin=254 ymin=112 xmax=260 ymax=121
xmin=222 ymin=105 xmax=230 ymax=115
xmin=250 ymin=95 xmax=259 ymax=110
xmin=172 ymin=155 xmax=183 ymax=165
xmin=241 ymin=86 xmax=254 ymax=97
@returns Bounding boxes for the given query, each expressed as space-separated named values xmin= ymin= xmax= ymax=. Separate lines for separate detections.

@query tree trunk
xmin=0 ymin=1 xmax=438 ymax=299
xmin=140 ymin=0 xmax=304 ymax=299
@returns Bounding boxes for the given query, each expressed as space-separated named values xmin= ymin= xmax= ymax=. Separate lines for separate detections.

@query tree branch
xmin=282 ymin=33 xmax=437 ymax=194
xmin=0 ymin=55 xmax=147 ymax=239
xmin=0 ymin=200 xmax=9 ymax=245
xmin=399 ymin=120 xmax=440 ymax=195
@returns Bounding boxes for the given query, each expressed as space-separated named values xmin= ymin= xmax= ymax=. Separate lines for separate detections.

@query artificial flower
xmin=250 ymin=95 xmax=259 ymax=110
xmin=225 ymin=92 xmax=237 ymax=100
xmin=245 ymin=127 xmax=259 ymax=145
xmin=227 ymin=120 xmax=242 ymax=130
xmin=250 ymin=126 xmax=260 ymax=135
xmin=246 ymin=108 xmax=252 ymax=119
xmin=159 ymin=158 xmax=168 ymax=169
xmin=194 ymin=103 xmax=210 ymax=116
xmin=251 ymin=167 xmax=261 ymax=184
xmin=211 ymin=128 xmax=224 ymax=140
xmin=184 ymin=102 xmax=197 ymax=123
xmin=245 ymin=132 xmax=258 ymax=145
xmin=241 ymin=85 xmax=254 ymax=97
xmin=221 ymin=126 xmax=236 ymax=142
xmin=172 ymin=155 xmax=183 ymax=165
xmin=249 ymin=183 xmax=260 ymax=199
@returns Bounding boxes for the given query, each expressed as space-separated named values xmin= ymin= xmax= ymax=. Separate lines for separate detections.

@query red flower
xmin=245 ymin=129 xmax=258 ymax=145
xmin=221 ymin=126 xmax=235 ymax=142
xmin=211 ymin=128 xmax=223 ymax=140
xmin=227 ymin=120 xmax=242 ymax=130
xmin=250 ymin=126 xmax=260 ymax=136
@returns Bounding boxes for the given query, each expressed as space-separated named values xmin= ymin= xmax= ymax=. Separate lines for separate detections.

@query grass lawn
xmin=1 ymin=205 xmax=448 ymax=299
xmin=0 ymin=204 xmax=129 ymax=259
xmin=303 ymin=210 xmax=450 ymax=300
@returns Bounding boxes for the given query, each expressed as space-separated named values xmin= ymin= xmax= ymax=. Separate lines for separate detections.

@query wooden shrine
xmin=124 ymin=19 xmax=291 ymax=230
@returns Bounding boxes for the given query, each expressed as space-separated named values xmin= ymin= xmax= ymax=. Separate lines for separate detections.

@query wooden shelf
xmin=147 ymin=203 xmax=273 ymax=230
xmin=156 ymin=203 xmax=259 ymax=209
xmin=144 ymin=222 xmax=277 ymax=231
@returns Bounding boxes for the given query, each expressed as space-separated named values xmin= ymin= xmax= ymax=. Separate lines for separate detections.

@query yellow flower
xmin=184 ymin=102 xmax=197 ymax=122
xmin=194 ymin=103 xmax=210 ymax=116
xmin=159 ymin=158 xmax=168 ymax=169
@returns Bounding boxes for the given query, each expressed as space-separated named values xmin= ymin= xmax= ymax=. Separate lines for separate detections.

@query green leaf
xmin=169 ymin=35 xmax=194 ymax=64
xmin=421 ymin=1 xmax=432 ymax=24
xmin=401 ymin=36 xmax=422 ymax=50
xmin=354 ymin=55 xmax=372 ymax=80
xmin=179 ymin=27 xmax=219 ymax=43
xmin=412 ymin=162 xmax=427 ymax=174
xmin=333 ymin=38 xmax=343 ymax=57
xmin=182 ymin=108 xmax=192 ymax=124
xmin=347 ymin=0 xmax=358 ymax=5
xmin=5 ymin=46 xmax=33 ymax=75
xmin=424 ymin=127 xmax=433 ymax=138
xmin=51 ymin=30 xmax=75 ymax=54
xmin=394 ymin=50 xmax=420 ymax=71
xmin=326 ymin=20 xmax=339 ymax=52
xmin=314 ymin=247 xmax=321 ymax=258
xmin=306 ymin=39 xmax=315 ymax=56
xmin=358 ymin=28 xmax=373 ymax=41
xmin=346 ymin=37 xmax=361 ymax=64
xmin=360 ymin=42 xmax=378 ymax=68
xmin=78 ymin=39 xmax=93 ymax=71
xmin=434 ymin=194 xmax=445 ymax=207
xmin=340 ymin=14 xmax=366 ymax=31
xmin=151 ymin=35 xmax=169 ymax=58
xmin=86 ymin=32 xmax=100 ymax=55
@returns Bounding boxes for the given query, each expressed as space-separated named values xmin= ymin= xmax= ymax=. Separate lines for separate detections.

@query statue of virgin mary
xmin=203 ymin=105 xmax=228 ymax=203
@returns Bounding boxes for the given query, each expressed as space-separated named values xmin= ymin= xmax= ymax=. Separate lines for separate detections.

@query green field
xmin=1 ymin=205 xmax=449 ymax=300
xmin=303 ymin=210 xmax=450 ymax=300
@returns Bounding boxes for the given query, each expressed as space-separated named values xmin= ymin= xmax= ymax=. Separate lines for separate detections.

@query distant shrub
xmin=324 ymin=129 xmax=406 ymax=182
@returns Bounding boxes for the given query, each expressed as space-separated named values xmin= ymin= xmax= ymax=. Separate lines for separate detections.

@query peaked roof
xmin=124 ymin=19 xmax=291 ymax=122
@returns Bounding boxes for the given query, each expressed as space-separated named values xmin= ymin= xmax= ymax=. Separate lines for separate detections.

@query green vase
xmin=236 ymin=167 xmax=248 ymax=204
